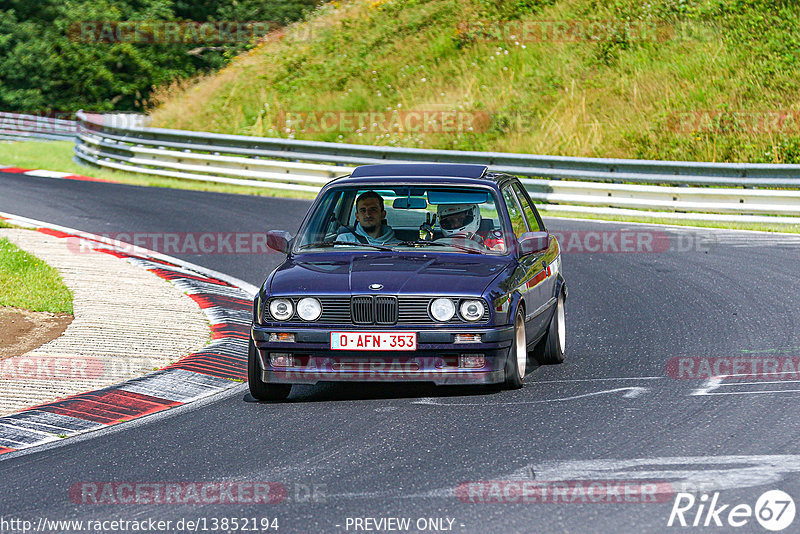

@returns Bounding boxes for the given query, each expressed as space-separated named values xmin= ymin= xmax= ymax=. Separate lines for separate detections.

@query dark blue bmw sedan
xmin=249 ymin=163 xmax=566 ymax=400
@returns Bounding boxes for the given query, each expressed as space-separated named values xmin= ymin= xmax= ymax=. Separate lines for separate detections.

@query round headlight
xmin=269 ymin=298 xmax=293 ymax=321
xmin=296 ymin=297 xmax=322 ymax=321
xmin=430 ymin=298 xmax=456 ymax=322
xmin=460 ymin=300 xmax=485 ymax=322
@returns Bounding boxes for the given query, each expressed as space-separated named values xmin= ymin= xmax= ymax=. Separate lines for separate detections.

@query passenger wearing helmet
xmin=437 ymin=203 xmax=482 ymax=240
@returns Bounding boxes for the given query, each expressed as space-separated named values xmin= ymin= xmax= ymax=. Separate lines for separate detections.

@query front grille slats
xmin=397 ymin=297 xmax=432 ymax=324
xmin=318 ymin=298 xmax=350 ymax=323
xmin=351 ymin=296 xmax=373 ymax=325
xmin=375 ymin=296 xmax=398 ymax=325
xmin=266 ymin=296 xmax=488 ymax=325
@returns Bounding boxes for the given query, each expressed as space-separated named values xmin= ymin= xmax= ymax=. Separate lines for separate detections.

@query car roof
xmin=331 ymin=163 xmax=514 ymax=188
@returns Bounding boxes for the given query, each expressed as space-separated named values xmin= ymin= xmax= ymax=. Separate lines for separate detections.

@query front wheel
xmin=248 ymin=338 xmax=292 ymax=401
xmin=534 ymin=293 xmax=566 ymax=365
xmin=503 ymin=307 xmax=527 ymax=389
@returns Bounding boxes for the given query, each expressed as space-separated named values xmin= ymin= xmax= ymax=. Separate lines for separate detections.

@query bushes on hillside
xmin=0 ymin=0 xmax=319 ymax=113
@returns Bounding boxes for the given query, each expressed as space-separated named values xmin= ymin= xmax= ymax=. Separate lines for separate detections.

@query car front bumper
xmin=251 ymin=325 xmax=514 ymax=385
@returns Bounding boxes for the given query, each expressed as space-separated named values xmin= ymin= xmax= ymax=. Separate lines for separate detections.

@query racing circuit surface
xmin=1 ymin=170 xmax=800 ymax=533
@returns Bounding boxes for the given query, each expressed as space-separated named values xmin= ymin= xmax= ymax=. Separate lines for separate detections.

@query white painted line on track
xmin=691 ymin=375 xmax=800 ymax=396
xmin=412 ymin=386 xmax=649 ymax=406
xmin=506 ymin=455 xmax=800 ymax=492
xmin=698 ymin=389 xmax=800 ymax=396
xmin=303 ymin=454 xmax=800 ymax=502
xmin=532 ymin=376 xmax=664 ymax=383
xmin=22 ymin=170 xmax=73 ymax=178
xmin=721 ymin=379 xmax=800 ymax=387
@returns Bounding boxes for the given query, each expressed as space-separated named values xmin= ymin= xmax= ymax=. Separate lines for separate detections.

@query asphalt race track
xmin=2 ymin=170 xmax=800 ymax=533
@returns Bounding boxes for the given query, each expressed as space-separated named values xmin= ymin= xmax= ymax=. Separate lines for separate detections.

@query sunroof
xmin=349 ymin=163 xmax=488 ymax=179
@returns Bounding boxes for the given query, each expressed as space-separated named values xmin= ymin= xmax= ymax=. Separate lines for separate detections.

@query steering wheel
xmin=433 ymin=233 xmax=486 ymax=251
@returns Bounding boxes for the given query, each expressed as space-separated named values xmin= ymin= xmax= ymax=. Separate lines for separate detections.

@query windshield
xmin=294 ymin=185 xmax=509 ymax=255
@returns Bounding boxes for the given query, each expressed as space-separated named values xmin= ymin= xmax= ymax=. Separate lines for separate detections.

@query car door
xmin=501 ymin=183 xmax=550 ymax=341
xmin=512 ymin=181 xmax=559 ymax=326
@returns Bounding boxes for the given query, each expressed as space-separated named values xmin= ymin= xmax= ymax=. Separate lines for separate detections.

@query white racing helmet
xmin=437 ymin=203 xmax=481 ymax=237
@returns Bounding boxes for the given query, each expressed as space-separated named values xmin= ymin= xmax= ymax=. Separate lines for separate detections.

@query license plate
xmin=330 ymin=332 xmax=417 ymax=351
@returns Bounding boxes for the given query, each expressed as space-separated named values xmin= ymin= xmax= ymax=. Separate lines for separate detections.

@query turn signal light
xmin=269 ymin=333 xmax=296 ymax=342
xmin=454 ymin=334 xmax=482 ymax=344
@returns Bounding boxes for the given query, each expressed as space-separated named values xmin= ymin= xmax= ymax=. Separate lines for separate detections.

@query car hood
xmin=268 ymin=253 xmax=511 ymax=296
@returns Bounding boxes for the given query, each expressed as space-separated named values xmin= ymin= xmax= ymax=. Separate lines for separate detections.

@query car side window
xmin=512 ymin=182 xmax=542 ymax=232
xmin=501 ymin=186 xmax=528 ymax=237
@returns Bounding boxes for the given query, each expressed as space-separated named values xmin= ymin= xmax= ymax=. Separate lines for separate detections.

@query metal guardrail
xmin=0 ymin=112 xmax=77 ymax=142
xmin=73 ymin=111 xmax=800 ymax=223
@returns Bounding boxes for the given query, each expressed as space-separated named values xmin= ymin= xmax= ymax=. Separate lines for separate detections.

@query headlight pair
xmin=429 ymin=298 xmax=485 ymax=322
xmin=269 ymin=297 xmax=321 ymax=321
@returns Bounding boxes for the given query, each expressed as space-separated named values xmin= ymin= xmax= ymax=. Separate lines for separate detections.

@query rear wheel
xmin=248 ymin=338 xmax=292 ymax=401
xmin=534 ymin=292 xmax=565 ymax=365
xmin=503 ymin=307 xmax=527 ymax=389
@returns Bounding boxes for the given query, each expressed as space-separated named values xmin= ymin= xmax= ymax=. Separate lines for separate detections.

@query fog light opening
xmin=270 ymin=353 xmax=294 ymax=367
xmin=459 ymin=354 xmax=485 ymax=369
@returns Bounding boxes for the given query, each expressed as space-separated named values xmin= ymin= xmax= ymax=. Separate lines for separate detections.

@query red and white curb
xmin=0 ymin=165 xmax=117 ymax=183
xmin=0 ymin=212 xmax=257 ymax=457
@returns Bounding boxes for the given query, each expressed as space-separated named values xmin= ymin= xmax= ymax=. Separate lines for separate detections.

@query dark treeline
xmin=0 ymin=0 xmax=319 ymax=113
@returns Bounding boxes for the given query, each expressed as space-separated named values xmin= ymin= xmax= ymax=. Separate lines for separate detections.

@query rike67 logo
xmin=668 ymin=490 xmax=796 ymax=531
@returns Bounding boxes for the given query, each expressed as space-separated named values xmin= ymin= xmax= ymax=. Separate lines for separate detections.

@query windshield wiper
xmin=298 ymin=241 xmax=395 ymax=252
xmin=397 ymin=240 xmax=483 ymax=254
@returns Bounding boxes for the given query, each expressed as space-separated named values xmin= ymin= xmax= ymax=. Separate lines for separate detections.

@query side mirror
xmin=267 ymin=230 xmax=293 ymax=254
xmin=518 ymin=231 xmax=551 ymax=255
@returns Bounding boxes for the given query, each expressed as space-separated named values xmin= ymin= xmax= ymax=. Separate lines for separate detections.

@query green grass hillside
xmin=150 ymin=0 xmax=800 ymax=163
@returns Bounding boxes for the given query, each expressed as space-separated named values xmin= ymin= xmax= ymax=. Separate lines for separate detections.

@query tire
xmin=535 ymin=292 xmax=566 ymax=365
xmin=503 ymin=307 xmax=527 ymax=389
xmin=248 ymin=338 xmax=292 ymax=401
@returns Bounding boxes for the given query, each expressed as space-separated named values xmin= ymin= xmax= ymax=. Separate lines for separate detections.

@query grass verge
xmin=0 ymin=237 xmax=73 ymax=313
